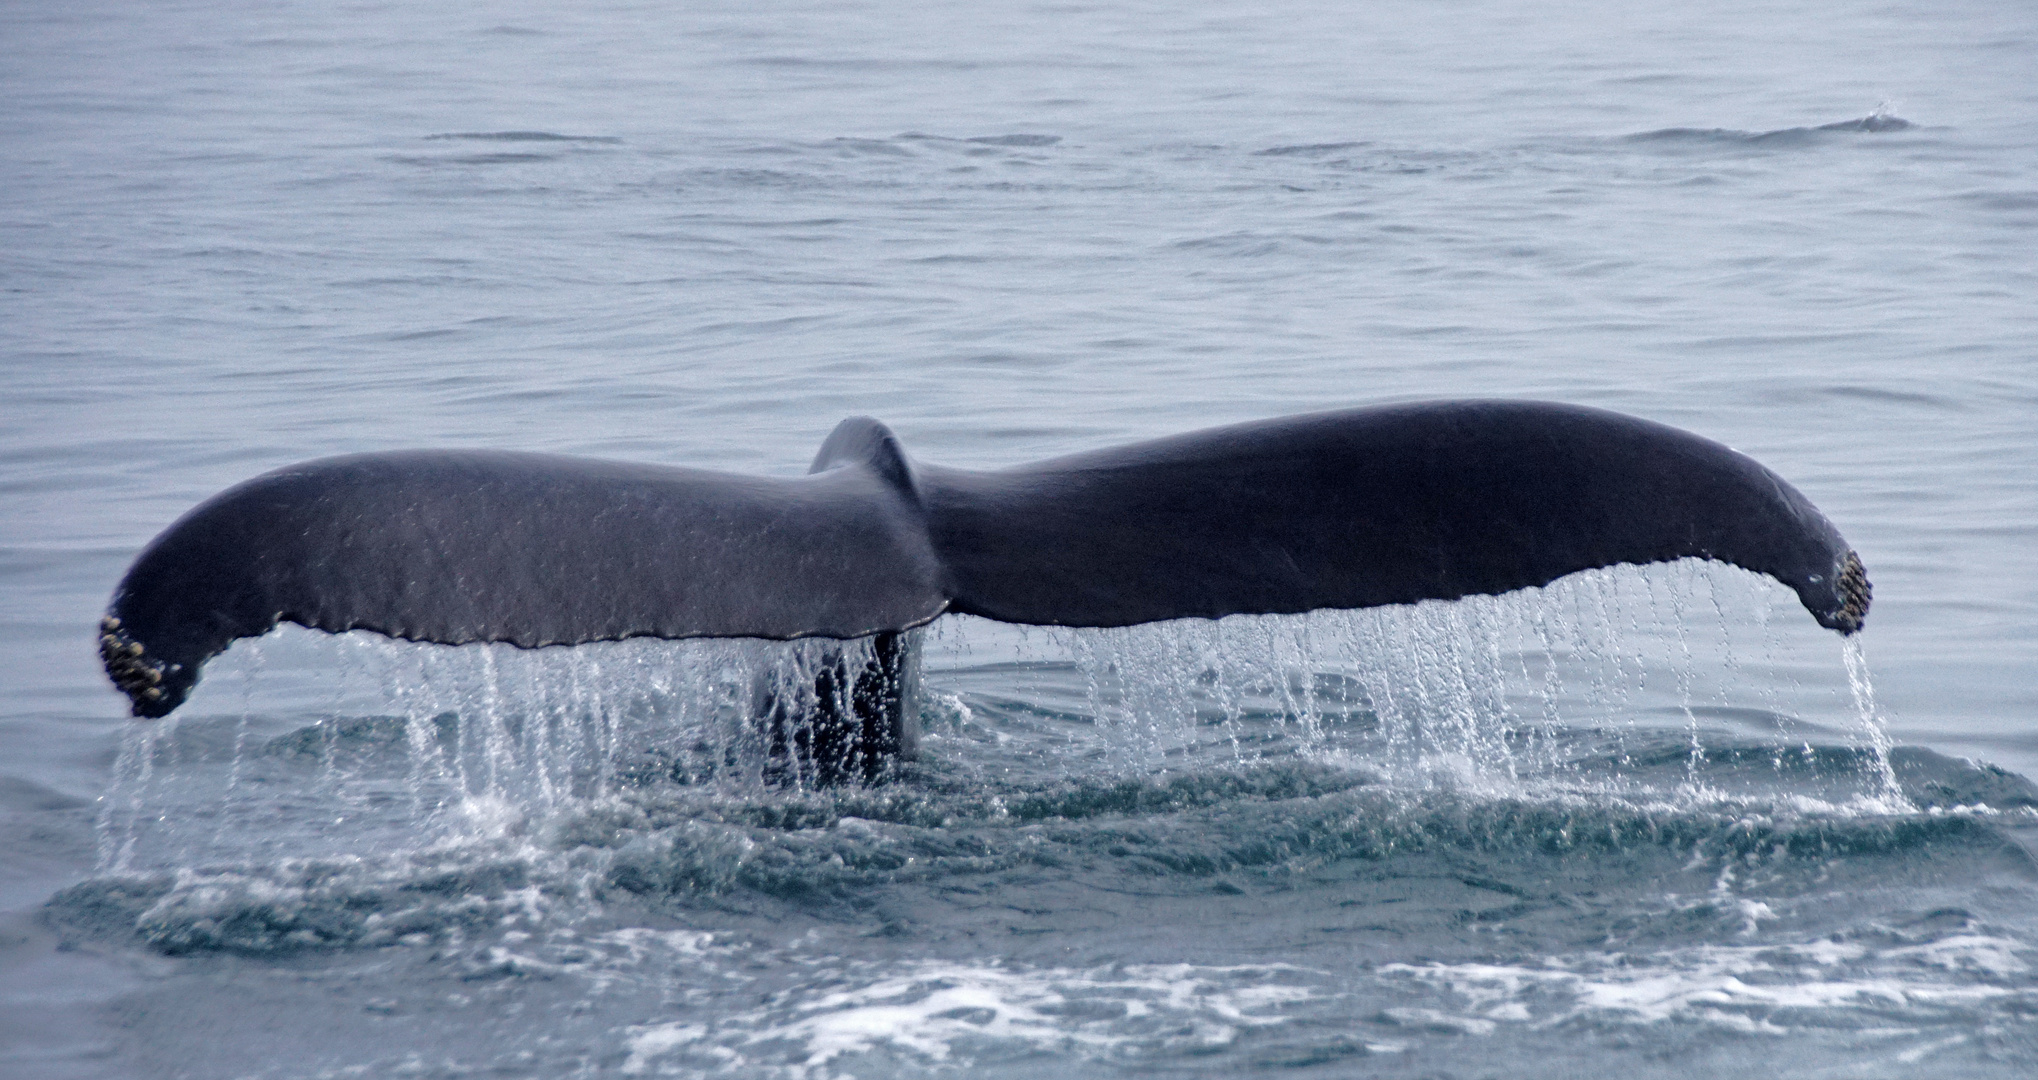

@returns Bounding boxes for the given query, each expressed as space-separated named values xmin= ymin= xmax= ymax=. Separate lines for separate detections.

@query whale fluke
xmin=101 ymin=400 xmax=1869 ymax=723
xmin=927 ymin=402 xmax=1869 ymax=632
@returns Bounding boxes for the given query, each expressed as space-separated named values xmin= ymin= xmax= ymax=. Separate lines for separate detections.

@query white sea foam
xmin=1379 ymin=933 xmax=2038 ymax=1036
xmin=620 ymin=960 xmax=1316 ymax=1075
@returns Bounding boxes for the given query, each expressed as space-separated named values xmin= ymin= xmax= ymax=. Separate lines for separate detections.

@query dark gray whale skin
xmin=100 ymin=400 xmax=1870 ymax=736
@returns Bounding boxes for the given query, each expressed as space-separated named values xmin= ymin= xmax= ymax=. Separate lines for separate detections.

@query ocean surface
xmin=4 ymin=0 xmax=2036 ymax=1076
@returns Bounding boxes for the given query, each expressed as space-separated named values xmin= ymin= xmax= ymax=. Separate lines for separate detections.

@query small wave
xmin=966 ymin=134 xmax=1060 ymax=147
xmin=1955 ymin=189 xmax=2038 ymax=212
xmin=893 ymin=132 xmax=1061 ymax=150
xmin=1626 ymin=112 xmax=1913 ymax=146
xmin=386 ymin=152 xmax=557 ymax=166
xmin=0 ymin=775 xmax=91 ymax=812
xmin=424 ymin=131 xmax=622 ymax=143
xmin=1816 ymin=113 xmax=1914 ymax=133
xmin=46 ymin=847 xmax=544 ymax=954
xmin=674 ymin=167 xmax=823 ymax=190
xmin=1568 ymin=737 xmax=2038 ymax=811
xmin=1254 ymin=141 xmax=1369 ymax=157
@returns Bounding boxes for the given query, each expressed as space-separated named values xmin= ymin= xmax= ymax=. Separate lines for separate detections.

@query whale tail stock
xmin=100 ymin=401 xmax=1869 ymax=779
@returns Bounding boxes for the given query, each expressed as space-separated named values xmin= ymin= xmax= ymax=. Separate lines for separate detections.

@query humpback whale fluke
xmin=100 ymin=401 xmax=1870 ymax=743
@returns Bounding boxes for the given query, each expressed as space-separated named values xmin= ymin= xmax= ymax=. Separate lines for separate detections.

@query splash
xmin=88 ymin=559 xmax=1915 ymax=890
xmin=92 ymin=632 xmax=915 ymax=873
xmin=1842 ymin=634 xmax=1911 ymax=808
xmin=997 ymin=561 xmax=1886 ymax=801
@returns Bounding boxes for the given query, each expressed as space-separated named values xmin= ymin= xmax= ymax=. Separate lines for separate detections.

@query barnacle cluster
xmin=1835 ymin=550 xmax=1872 ymax=634
xmin=98 ymin=614 xmax=174 ymax=712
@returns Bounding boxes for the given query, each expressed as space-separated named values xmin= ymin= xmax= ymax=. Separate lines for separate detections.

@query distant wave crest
xmin=1628 ymin=111 xmax=1913 ymax=146
xmin=423 ymin=131 xmax=622 ymax=143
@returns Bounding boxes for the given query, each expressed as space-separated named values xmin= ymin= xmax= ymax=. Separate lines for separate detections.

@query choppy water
xmin=4 ymin=0 xmax=2037 ymax=1077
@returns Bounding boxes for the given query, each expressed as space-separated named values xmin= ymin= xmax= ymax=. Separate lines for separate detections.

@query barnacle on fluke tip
xmin=1836 ymin=549 xmax=1873 ymax=634
xmin=98 ymin=615 xmax=174 ymax=708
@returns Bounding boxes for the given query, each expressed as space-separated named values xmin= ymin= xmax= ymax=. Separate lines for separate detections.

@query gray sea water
xmin=4 ymin=0 xmax=2037 ymax=1076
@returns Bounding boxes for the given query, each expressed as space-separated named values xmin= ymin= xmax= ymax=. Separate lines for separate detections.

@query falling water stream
xmin=86 ymin=562 xmax=1918 ymax=943
xmin=8 ymin=1 xmax=2037 ymax=1073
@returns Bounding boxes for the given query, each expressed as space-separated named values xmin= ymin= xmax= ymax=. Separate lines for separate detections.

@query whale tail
xmin=100 ymin=401 xmax=1868 ymax=763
